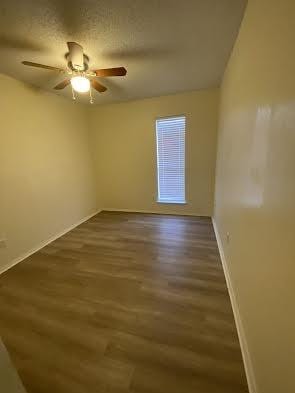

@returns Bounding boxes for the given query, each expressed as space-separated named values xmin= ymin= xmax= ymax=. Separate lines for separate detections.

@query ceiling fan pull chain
xmin=89 ymin=85 xmax=94 ymax=104
xmin=71 ymin=84 xmax=76 ymax=101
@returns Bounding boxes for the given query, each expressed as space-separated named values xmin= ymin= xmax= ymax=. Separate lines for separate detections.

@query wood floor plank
xmin=0 ymin=211 xmax=248 ymax=393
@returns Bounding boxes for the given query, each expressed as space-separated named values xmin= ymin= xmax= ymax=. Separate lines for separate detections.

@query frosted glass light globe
xmin=71 ymin=76 xmax=90 ymax=93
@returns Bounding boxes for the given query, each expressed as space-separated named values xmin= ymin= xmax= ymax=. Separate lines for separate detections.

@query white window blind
xmin=156 ymin=116 xmax=186 ymax=204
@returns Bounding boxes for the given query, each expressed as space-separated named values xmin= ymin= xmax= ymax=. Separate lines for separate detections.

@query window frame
xmin=155 ymin=114 xmax=187 ymax=205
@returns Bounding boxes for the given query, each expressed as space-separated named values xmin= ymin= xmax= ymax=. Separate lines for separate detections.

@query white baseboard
xmin=212 ymin=218 xmax=257 ymax=393
xmin=102 ymin=208 xmax=209 ymax=217
xmin=0 ymin=210 xmax=101 ymax=276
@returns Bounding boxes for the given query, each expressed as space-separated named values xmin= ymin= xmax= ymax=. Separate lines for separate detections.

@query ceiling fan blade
xmin=94 ymin=67 xmax=127 ymax=77
xmin=54 ymin=79 xmax=71 ymax=90
xmin=22 ymin=61 xmax=64 ymax=72
xmin=91 ymin=80 xmax=107 ymax=93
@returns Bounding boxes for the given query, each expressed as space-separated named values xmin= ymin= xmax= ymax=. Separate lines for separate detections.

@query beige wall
xmin=0 ymin=74 xmax=97 ymax=271
xmin=214 ymin=1 xmax=295 ymax=392
xmin=89 ymin=89 xmax=219 ymax=216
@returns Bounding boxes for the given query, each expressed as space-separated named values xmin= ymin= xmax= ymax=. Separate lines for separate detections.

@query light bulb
xmin=70 ymin=76 xmax=90 ymax=93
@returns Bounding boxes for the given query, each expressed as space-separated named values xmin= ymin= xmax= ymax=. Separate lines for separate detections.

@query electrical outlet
xmin=0 ymin=238 xmax=7 ymax=248
xmin=226 ymin=232 xmax=230 ymax=244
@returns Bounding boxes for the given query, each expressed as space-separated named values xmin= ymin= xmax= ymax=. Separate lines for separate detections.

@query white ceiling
xmin=0 ymin=0 xmax=246 ymax=105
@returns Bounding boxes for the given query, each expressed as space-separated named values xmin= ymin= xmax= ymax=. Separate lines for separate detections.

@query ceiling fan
xmin=22 ymin=42 xmax=127 ymax=103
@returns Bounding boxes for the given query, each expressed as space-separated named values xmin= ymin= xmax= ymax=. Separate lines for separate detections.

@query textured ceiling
xmin=0 ymin=0 xmax=246 ymax=105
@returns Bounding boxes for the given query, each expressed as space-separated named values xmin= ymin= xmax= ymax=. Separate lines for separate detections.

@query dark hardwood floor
xmin=0 ymin=211 xmax=248 ymax=393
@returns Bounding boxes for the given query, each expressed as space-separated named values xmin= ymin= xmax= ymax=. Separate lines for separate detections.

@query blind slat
xmin=156 ymin=116 xmax=186 ymax=204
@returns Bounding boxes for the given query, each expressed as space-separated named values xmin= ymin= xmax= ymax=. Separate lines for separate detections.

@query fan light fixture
xmin=71 ymin=76 xmax=90 ymax=93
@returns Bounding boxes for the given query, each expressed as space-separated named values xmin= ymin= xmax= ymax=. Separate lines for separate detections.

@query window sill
xmin=157 ymin=200 xmax=187 ymax=205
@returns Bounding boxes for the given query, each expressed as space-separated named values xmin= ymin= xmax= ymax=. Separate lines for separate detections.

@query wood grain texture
xmin=0 ymin=211 xmax=248 ymax=393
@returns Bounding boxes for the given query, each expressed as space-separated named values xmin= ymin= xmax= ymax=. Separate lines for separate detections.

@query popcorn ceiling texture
xmin=0 ymin=0 xmax=246 ymax=104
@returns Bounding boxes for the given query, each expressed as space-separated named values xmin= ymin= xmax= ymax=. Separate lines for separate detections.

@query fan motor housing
xmin=66 ymin=54 xmax=89 ymax=72
xmin=66 ymin=41 xmax=89 ymax=71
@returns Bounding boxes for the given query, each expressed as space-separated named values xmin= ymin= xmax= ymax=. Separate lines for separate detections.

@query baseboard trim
xmin=102 ymin=208 xmax=209 ymax=217
xmin=0 ymin=210 xmax=101 ymax=276
xmin=212 ymin=218 xmax=257 ymax=393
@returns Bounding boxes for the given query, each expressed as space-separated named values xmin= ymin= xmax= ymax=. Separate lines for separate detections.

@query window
xmin=156 ymin=115 xmax=186 ymax=204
